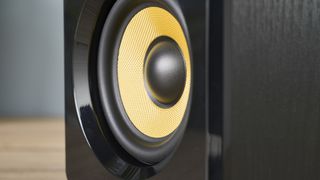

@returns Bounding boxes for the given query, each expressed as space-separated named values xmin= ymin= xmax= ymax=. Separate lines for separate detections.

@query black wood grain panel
xmin=224 ymin=0 xmax=320 ymax=179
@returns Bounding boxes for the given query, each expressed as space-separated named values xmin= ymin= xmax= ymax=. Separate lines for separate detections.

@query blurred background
xmin=0 ymin=0 xmax=64 ymax=117
xmin=0 ymin=0 xmax=65 ymax=179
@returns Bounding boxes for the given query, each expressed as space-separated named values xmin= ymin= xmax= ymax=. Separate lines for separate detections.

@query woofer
xmin=65 ymin=0 xmax=207 ymax=179
xmin=96 ymin=0 xmax=192 ymax=165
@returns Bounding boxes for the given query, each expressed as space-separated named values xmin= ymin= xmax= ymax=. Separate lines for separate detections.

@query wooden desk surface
xmin=0 ymin=118 xmax=66 ymax=180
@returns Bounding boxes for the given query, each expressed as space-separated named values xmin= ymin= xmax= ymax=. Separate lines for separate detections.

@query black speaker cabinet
xmin=220 ymin=0 xmax=320 ymax=180
xmin=65 ymin=0 xmax=320 ymax=179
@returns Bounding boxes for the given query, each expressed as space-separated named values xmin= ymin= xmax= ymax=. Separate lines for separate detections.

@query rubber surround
xmin=96 ymin=0 xmax=192 ymax=164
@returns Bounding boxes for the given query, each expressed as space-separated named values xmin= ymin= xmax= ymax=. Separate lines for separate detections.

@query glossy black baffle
xmin=145 ymin=38 xmax=186 ymax=106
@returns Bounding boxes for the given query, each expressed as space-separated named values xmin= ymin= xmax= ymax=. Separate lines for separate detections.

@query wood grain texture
xmin=0 ymin=118 xmax=66 ymax=180
xmin=224 ymin=0 xmax=320 ymax=179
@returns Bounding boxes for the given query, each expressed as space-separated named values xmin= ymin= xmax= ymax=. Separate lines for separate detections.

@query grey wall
xmin=0 ymin=0 xmax=64 ymax=117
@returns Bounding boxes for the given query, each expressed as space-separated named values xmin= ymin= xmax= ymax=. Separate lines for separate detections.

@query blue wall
xmin=0 ymin=0 xmax=64 ymax=117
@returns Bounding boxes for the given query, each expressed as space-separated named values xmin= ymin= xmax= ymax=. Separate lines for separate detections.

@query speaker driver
xmin=118 ymin=7 xmax=191 ymax=138
xmin=96 ymin=0 xmax=192 ymax=165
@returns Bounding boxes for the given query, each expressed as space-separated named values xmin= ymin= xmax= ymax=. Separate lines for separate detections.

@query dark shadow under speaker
xmin=65 ymin=0 xmax=207 ymax=179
